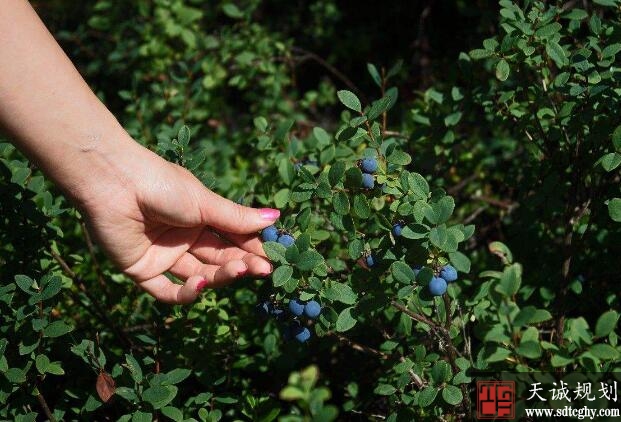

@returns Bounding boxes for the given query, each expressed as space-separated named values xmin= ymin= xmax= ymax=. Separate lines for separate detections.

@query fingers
xmin=139 ymin=274 xmax=205 ymax=304
xmin=219 ymin=232 xmax=268 ymax=258
xmin=124 ymin=227 xmax=203 ymax=280
xmin=138 ymin=252 xmax=255 ymax=304
xmin=198 ymin=188 xmax=280 ymax=234
xmin=189 ymin=230 xmax=271 ymax=274
xmin=169 ymin=252 xmax=249 ymax=288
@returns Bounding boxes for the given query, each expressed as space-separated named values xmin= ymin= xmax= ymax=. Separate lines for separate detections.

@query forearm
xmin=0 ymin=0 xmax=146 ymax=206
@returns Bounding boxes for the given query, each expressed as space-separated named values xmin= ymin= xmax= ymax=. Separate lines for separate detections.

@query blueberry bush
xmin=1 ymin=1 xmax=620 ymax=421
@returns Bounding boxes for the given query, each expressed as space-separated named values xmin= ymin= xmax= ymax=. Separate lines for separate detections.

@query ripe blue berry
xmin=440 ymin=265 xmax=458 ymax=283
xmin=288 ymin=298 xmax=305 ymax=316
xmin=293 ymin=326 xmax=311 ymax=343
xmin=412 ymin=265 xmax=422 ymax=276
xmin=277 ymin=234 xmax=295 ymax=247
xmin=270 ymin=307 xmax=285 ymax=320
xmin=361 ymin=173 xmax=375 ymax=189
xmin=304 ymin=300 xmax=321 ymax=319
xmin=257 ymin=300 xmax=271 ymax=315
xmin=429 ymin=276 xmax=448 ymax=296
xmin=261 ymin=225 xmax=279 ymax=242
xmin=361 ymin=157 xmax=378 ymax=174
xmin=392 ymin=223 xmax=403 ymax=237
xmin=365 ymin=254 xmax=377 ymax=268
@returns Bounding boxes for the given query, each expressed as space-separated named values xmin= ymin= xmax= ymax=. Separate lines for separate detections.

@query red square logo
xmin=476 ymin=381 xmax=515 ymax=420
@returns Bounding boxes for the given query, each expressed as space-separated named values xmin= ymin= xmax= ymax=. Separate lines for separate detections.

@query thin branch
xmin=329 ymin=332 xmax=388 ymax=359
xmin=50 ymin=250 xmax=133 ymax=349
xmin=291 ymin=47 xmax=366 ymax=102
xmin=36 ymin=391 xmax=57 ymax=422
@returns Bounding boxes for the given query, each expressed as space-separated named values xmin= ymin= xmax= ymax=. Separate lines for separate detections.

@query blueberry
xmin=277 ymin=234 xmax=295 ymax=247
xmin=270 ymin=307 xmax=285 ymax=320
xmin=429 ymin=276 xmax=448 ymax=296
xmin=293 ymin=326 xmax=311 ymax=343
xmin=392 ymin=223 xmax=403 ymax=237
xmin=304 ymin=300 xmax=321 ymax=319
xmin=294 ymin=162 xmax=303 ymax=171
xmin=361 ymin=173 xmax=375 ymax=189
xmin=257 ymin=300 xmax=272 ymax=315
xmin=261 ymin=225 xmax=279 ymax=242
xmin=412 ymin=265 xmax=422 ymax=276
xmin=440 ymin=265 xmax=458 ymax=283
xmin=361 ymin=157 xmax=378 ymax=174
xmin=365 ymin=254 xmax=377 ymax=268
xmin=288 ymin=298 xmax=305 ymax=316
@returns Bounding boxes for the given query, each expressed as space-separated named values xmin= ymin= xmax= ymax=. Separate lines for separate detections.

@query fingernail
xmin=260 ymin=264 xmax=273 ymax=276
xmin=237 ymin=268 xmax=248 ymax=277
xmin=260 ymin=208 xmax=280 ymax=220
xmin=195 ymin=279 xmax=209 ymax=293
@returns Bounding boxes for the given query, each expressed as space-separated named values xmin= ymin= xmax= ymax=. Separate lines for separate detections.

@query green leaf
xmin=125 ymin=354 xmax=143 ymax=383
xmin=418 ymin=386 xmax=438 ymax=407
xmin=601 ymin=153 xmax=621 ymax=172
xmin=366 ymin=95 xmax=393 ymax=121
xmin=333 ymin=191 xmax=350 ymax=215
xmin=595 ymin=310 xmax=618 ymax=337
xmin=43 ymin=321 xmax=73 ymax=338
xmin=222 ymin=3 xmax=244 ymax=19
xmin=444 ymin=112 xmax=462 ymax=127
xmin=495 ymin=59 xmax=510 ymax=81
xmin=448 ymin=251 xmax=471 ymax=273
xmin=323 ymin=282 xmax=358 ymax=305
xmin=278 ymin=158 xmax=295 ymax=185
xmin=328 ymin=161 xmax=346 ymax=186
xmin=161 ymin=407 xmax=183 ymax=422
xmin=142 ymin=385 xmax=177 ymax=409
xmin=367 ymin=63 xmax=382 ymax=87
xmin=434 ymin=196 xmax=455 ymax=223
xmin=297 ymin=250 xmax=324 ymax=271
xmin=409 ymin=173 xmax=429 ymax=198
xmin=546 ymin=41 xmax=567 ymax=68
xmin=496 ymin=263 xmax=522 ymax=296
xmin=489 ymin=241 xmax=513 ymax=264
xmin=336 ymin=307 xmax=357 ymax=332
xmin=35 ymin=354 xmax=50 ymax=375
xmin=313 ymin=127 xmax=331 ymax=146
xmin=353 ymin=194 xmax=371 ymax=218
xmin=391 ymin=261 xmax=415 ymax=284
xmin=469 ymin=49 xmax=493 ymax=59
xmin=337 ymin=90 xmax=362 ymax=112
xmin=400 ymin=224 xmax=428 ymax=239
xmin=442 ymin=385 xmax=463 ymax=405
xmin=177 ymin=126 xmax=190 ymax=147
xmin=387 ymin=150 xmax=411 ymax=166
xmin=374 ymin=384 xmax=396 ymax=396
xmin=517 ymin=341 xmax=542 ymax=359
xmin=272 ymin=265 xmax=293 ymax=287
xmin=608 ymin=198 xmax=621 ymax=222
xmin=589 ymin=344 xmax=619 ymax=360
xmin=612 ymin=125 xmax=621 ymax=151
xmin=263 ymin=242 xmax=287 ymax=264
xmin=4 ymin=367 xmax=26 ymax=384
xmin=14 ymin=275 xmax=35 ymax=293
xmin=41 ymin=276 xmax=62 ymax=300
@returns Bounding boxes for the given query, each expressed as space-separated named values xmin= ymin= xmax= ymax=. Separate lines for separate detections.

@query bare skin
xmin=0 ymin=0 xmax=278 ymax=304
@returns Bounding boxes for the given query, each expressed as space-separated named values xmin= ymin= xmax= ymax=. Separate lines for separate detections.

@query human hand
xmin=79 ymin=145 xmax=278 ymax=304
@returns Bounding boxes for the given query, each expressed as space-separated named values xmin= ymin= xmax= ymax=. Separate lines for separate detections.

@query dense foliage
xmin=1 ymin=1 xmax=620 ymax=420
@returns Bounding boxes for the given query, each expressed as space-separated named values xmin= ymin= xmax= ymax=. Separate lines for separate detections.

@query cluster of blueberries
xmin=261 ymin=225 xmax=295 ymax=247
xmin=413 ymin=264 xmax=458 ymax=296
xmin=258 ymin=298 xmax=322 ymax=343
xmin=360 ymin=157 xmax=378 ymax=189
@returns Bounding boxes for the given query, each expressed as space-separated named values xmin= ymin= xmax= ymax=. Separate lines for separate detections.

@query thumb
xmin=198 ymin=188 xmax=280 ymax=234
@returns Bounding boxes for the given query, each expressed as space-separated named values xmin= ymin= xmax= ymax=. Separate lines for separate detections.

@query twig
xmin=36 ymin=391 xmax=57 ymax=422
xmin=291 ymin=47 xmax=366 ymax=102
xmin=329 ymin=332 xmax=388 ymax=359
xmin=50 ymin=250 xmax=133 ymax=349
xmin=79 ymin=222 xmax=107 ymax=290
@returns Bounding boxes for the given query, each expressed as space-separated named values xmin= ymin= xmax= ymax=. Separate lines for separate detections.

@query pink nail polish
xmin=260 ymin=208 xmax=280 ymax=221
xmin=195 ymin=279 xmax=208 ymax=293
